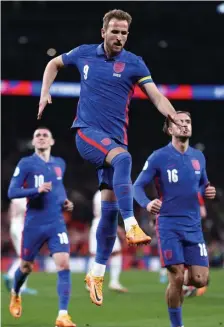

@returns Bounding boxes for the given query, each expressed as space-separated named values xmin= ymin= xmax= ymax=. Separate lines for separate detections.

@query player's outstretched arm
xmin=38 ymin=56 xmax=65 ymax=120
xmin=133 ymin=152 xmax=159 ymax=209
xmin=140 ymin=82 xmax=177 ymax=120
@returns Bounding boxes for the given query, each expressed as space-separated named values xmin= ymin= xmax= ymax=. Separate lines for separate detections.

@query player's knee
xmin=191 ymin=274 xmax=208 ymax=288
xmin=111 ymin=152 xmax=132 ymax=170
xmin=56 ymin=257 xmax=70 ymax=271
xmin=21 ymin=261 xmax=33 ymax=274
xmin=173 ymin=273 xmax=185 ymax=287
xmin=168 ymin=267 xmax=185 ymax=287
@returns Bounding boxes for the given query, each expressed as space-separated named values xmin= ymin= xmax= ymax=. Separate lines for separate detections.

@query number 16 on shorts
xmin=58 ymin=232 xmax=69 ymax=244
xmin=198 ymin=243 xmax=207 ymax=257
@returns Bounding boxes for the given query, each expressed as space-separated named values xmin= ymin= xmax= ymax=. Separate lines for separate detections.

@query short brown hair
xmin=103 ymin=9 xmax=132 ymax=30
xmin=163 ymin=111 xmax=191 ymax=135
xmin=34 ymin=126 xmax=53 ymax=137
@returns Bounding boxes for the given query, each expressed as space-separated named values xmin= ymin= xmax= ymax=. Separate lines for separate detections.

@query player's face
xmin=169 ymin=113 xmax=192 ymax=140
xmin=101 ymin=19 xmax=129 ymax=54
xmin=32 ymin=129 xmax=54 ymax=150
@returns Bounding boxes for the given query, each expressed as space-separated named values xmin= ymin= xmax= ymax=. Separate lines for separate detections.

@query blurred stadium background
xmin=1 ymin=1 xmax=224 ymax=326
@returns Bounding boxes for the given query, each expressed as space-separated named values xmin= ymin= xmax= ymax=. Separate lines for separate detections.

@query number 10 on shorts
xmin=198 ymin=243 xmax=207 ymax=256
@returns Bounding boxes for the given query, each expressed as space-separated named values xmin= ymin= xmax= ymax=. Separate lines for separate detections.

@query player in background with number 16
xmin=133 ymin=111 xmax=216 ymax=327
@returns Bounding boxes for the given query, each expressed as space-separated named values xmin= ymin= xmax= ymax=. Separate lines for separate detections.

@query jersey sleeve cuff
xmin=61 ymin=53 xmax=68 ymax=66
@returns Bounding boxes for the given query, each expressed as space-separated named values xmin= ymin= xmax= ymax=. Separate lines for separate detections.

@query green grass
xmin=1 ymin=269 xmax=224 ymax=327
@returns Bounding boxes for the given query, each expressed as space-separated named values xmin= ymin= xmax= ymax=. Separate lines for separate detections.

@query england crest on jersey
xmin=54 ymin=167 xmax=62 ymax=180
xmin=113 ymin=62 xmax=125 ymax=73
xmin=191 ymin=159 xmax=200 ymax=174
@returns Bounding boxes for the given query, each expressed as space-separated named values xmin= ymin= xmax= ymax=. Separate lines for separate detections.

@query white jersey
xmin=9 ymin=198 xmax=27 ymax=255
xmin=10 ymin=198 xmax=27 ymax=226
xmin=89 ymin=191 xmax=121 ymax=254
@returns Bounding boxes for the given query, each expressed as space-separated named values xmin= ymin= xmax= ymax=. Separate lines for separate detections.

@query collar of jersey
xmin=33 ymin=153 xmax=54 ymax=163
xmin=96 ymin=43 xmax=125 ymax=60
xmin=168 ymin=142 xmax=192 ymax=156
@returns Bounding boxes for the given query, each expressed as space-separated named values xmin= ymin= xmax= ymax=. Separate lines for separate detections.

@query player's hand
xmin=63 ymin=199 xmax=74 ymax=211
xmin=37 ymin=93 xmax=52 ymax=120
xmin=204 ymin=184 xmax=216 ymax=199
xmin=168 ymin=114 xmax=183 ymax=129
xmin=38 ymin=182 xmax=52 ymax=193
xmin=168 ymin=114 xmax=178 ymax=125
xmin=146 ymin=199 xmax=162 ymax=215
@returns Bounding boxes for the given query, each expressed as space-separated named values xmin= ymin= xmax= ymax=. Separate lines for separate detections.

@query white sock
xmin=87 ymin=256 xmax=95 ymax=273
xmin=59 ymin=310 xmax=68 ymax=316
xmin=8 ymin=258 xmax=21 ymax=279
xmin=91 ymin=262 xmax=106 ymax=277
xmin=109 ymin=254 xmax=122 ymax=285
xmin=12 ymin=288 xmax=21 ymax=296
xmin=124 ymin=217 xmax=138 ymax=232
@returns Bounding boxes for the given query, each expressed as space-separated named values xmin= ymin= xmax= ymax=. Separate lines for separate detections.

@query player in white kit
xmin=3 ymin=198 xmax=38 ymax=295
xmin=86 ymin=191 xmax=128 ymax=292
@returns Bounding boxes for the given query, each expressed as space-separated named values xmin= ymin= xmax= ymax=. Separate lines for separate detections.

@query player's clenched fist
xmin=63 ymin=199 xmax=74 ymax=211
xmin=146 ymin=199 xmax=162 ymax=215
xmin=38 ymin=182 xmax=52 ymax=193
xmin=204 ymin=185 xmax=216 ymax=199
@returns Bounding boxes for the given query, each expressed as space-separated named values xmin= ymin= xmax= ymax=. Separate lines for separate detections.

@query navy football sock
xmin=168 ymin=307 xmax=183 ymax=327
xmin=95 ymin=201 xmax=119 ymax=265
xmin=57 ymin=269 xmax=71 ymax=311
xmin=13 ymin=268 xmax=29 ymax=294
xmin=111 ymin=152 xmax=134 ymax=219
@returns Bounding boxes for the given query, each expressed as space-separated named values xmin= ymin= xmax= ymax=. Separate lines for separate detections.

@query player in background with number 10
xmin=7 ymin=127 xmax=76 ymax=327
xmin=133 ymin=111 xmax=216 ymax=327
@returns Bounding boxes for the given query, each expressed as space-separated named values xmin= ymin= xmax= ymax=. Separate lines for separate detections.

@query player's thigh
xmin=21 ymin=226 xmax=46 ymax=261
xmin=75 ymin=127 xmax=126 ymax=168
xmin=10 ymin=223 xmax=23 ymax=256
xmin=47 ymin=223 xmax=70 ymax=256
xmin=183 ymin=230 xmax=209 ymax=268
xmin=112 ymin=236 xmax=121 ymax=253
xmin=156 ymin=228 xmax=184 ymax=267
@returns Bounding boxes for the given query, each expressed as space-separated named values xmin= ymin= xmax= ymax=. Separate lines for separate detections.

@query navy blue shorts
xmin=156 ymin=228 xmax=209 ymax=267
xmin=21 ymin=221 xmax=70 ymax=261
xmin=75 ymin=127 xmax=127 ymax=188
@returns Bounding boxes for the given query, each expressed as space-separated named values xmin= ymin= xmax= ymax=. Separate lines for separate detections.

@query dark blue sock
xmin=95 ymin=201 xmax=119 ymax=265
xmin=57 ymin=269 xmax=71 ymax=311
xmin=13 ymin=268 xmax=29 ymax=294
xmin=111 ymin=152 xmax=134 ymax=219
xmin=168 ymin=307 xmax=183 ymax=327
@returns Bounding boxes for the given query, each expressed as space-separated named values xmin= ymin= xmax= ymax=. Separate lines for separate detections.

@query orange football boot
xmin=85 ymin=272 xmax=104 ymax=306
xmin=9 ymin=292 xmax=22 ymax=318
xmin=55 ymin=313 xmax=76 ymax=327
xmin=196 ymin=286 xmax=207 ymax=296
xmin=126 ymin=224 xmax=151 ymax=245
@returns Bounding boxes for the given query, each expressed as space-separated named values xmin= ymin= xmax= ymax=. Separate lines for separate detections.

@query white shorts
xmin=10 ymin=221 xmax=24 ymax=256
xmin=89 ymin=218 xmax=121 ymax=255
